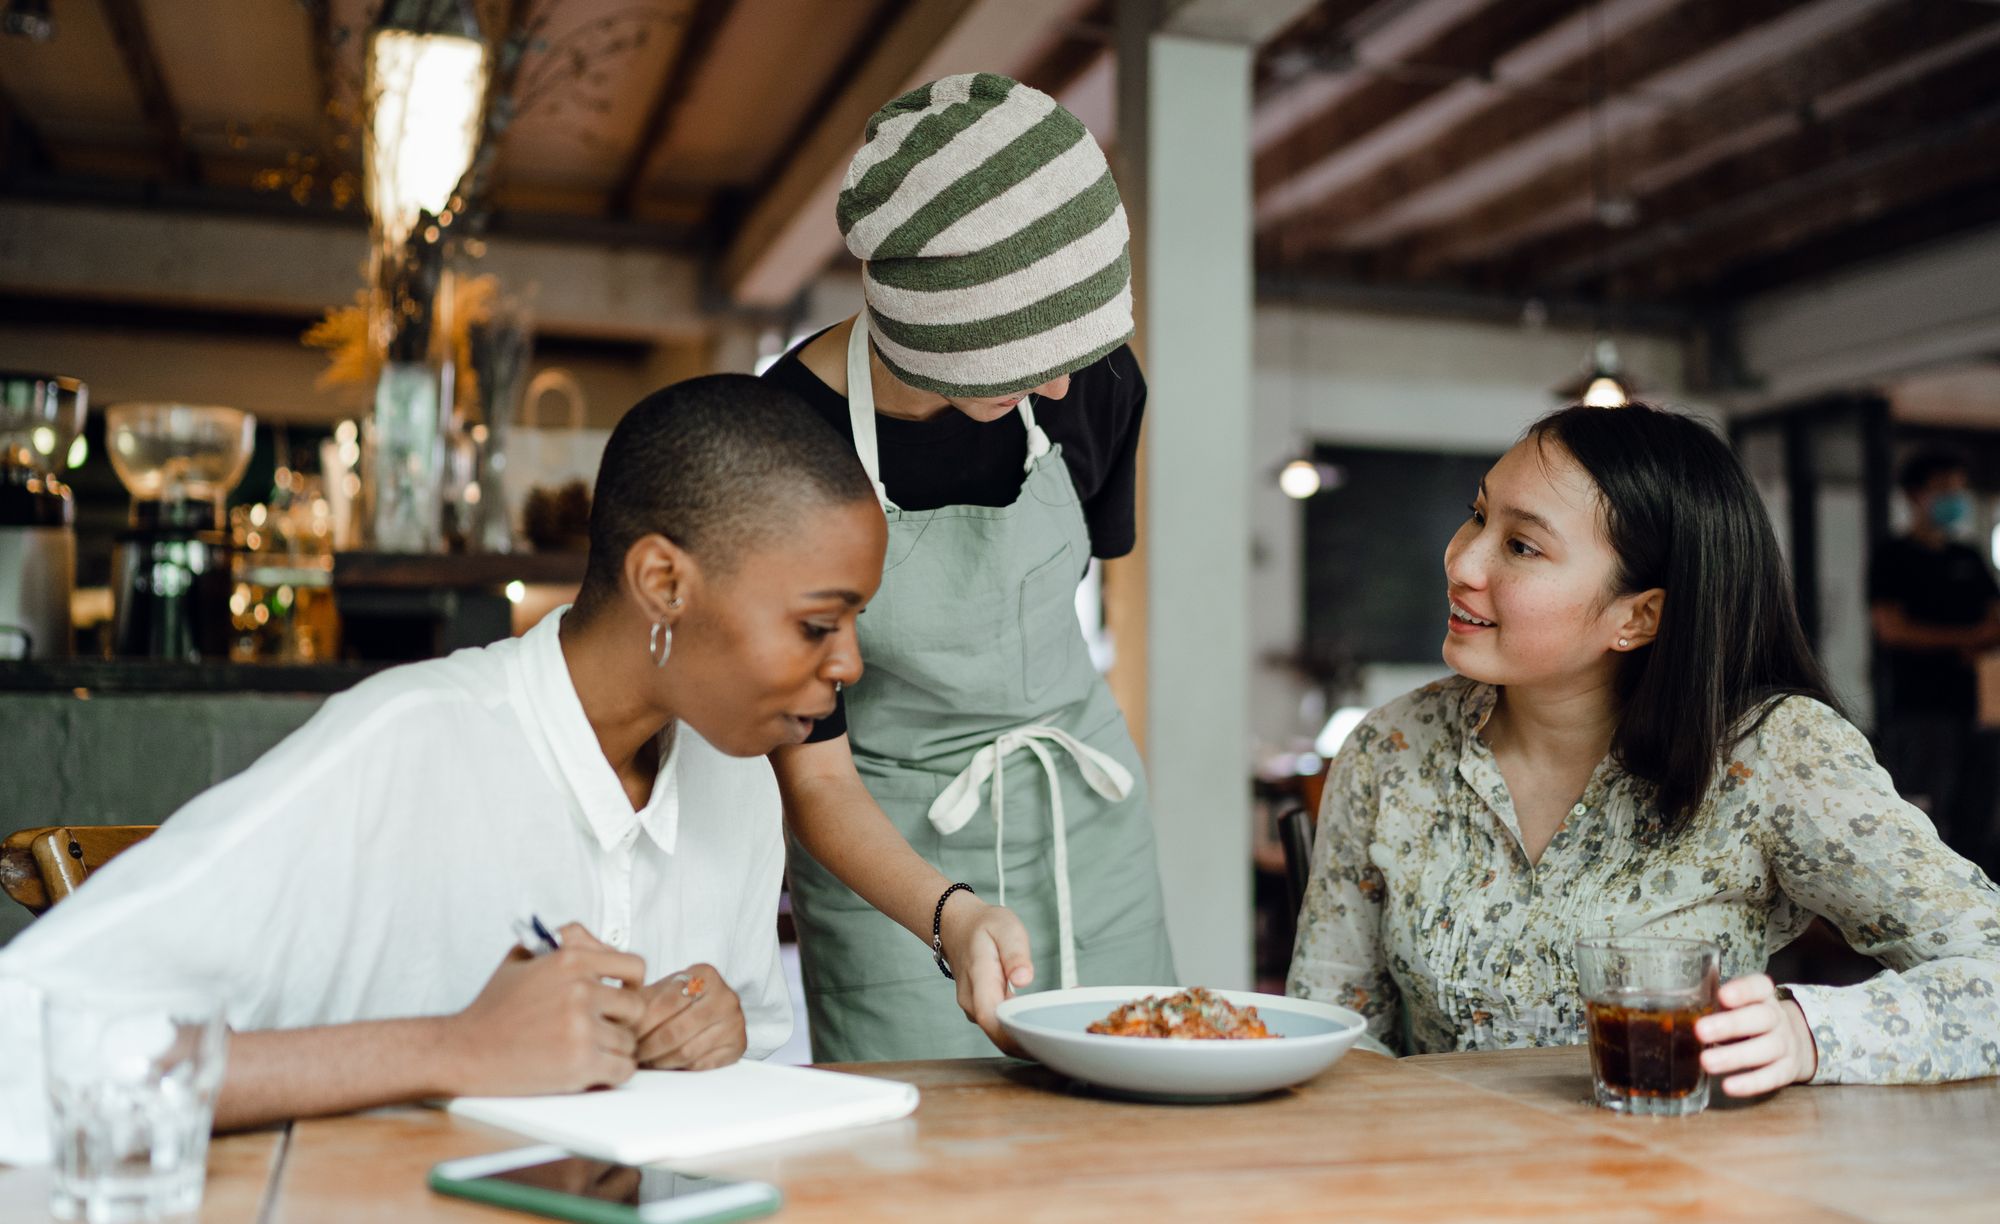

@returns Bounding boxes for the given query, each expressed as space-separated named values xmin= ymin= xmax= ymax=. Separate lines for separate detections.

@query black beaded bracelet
xmin=931 ymin=882 xmax=975 ymax=980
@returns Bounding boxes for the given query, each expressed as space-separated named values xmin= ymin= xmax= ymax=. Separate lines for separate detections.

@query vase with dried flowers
xmin=460 ymin=292 xmax=532 ymax=552
xmin=357 ymin=0 xmax=488 ymax=552
xmin=299 ymin=0 xmax=677 ymax=552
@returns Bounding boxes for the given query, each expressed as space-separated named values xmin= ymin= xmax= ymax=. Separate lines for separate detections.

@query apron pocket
xmin=1019 ymin=547 xmax=1080 ymax=702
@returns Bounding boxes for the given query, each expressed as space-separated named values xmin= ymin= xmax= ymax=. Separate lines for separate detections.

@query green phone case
xmin=428 ymin=1164 xmax=783 ymax=1224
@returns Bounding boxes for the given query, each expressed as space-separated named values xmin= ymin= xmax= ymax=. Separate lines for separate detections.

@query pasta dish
xmin=1086 ymin=987 xmax=1279 ymax=1040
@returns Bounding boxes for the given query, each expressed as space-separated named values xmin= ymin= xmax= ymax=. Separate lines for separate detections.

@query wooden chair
xmin=1257 ymin=768 xmax=1327 ymax=922
xmin=0 ymin=825 xmax=156 ymax=916
xmin=1277 ymin=803 xmax=1316 ymax=921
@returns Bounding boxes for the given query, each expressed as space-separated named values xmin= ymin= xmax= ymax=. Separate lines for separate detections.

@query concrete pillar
xmin=1116 ymin=2 xmax=1256 ymax=990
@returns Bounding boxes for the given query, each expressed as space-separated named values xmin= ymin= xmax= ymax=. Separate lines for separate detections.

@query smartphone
xmin=429 ymin=1145 xmax=783 ymax=1224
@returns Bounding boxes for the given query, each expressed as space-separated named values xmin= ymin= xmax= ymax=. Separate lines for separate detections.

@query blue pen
xmin=512 ymin=913 xmax=562 ymax=956
xmin=514 ymin=915 xmax=638 ymax=990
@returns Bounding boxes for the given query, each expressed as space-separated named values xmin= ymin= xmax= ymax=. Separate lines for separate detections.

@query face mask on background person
xmin=1928 ymin=489 xmax=1975 ymax=537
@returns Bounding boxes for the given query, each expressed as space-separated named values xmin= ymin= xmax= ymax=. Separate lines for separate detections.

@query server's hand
xmin=941 ymin=894 xmax=1034 ymax=1056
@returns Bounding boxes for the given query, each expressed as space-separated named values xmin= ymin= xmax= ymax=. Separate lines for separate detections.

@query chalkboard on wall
xmin=1304 ymin=444 xmax=1503 ymax=666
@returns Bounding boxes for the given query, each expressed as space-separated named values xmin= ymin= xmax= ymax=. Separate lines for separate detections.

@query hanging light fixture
xmin=1276 ymin=457 xmax=1345 ymax=500
xmin=1279 ymin=458 xmax=1322 ymax=500
xmin=1551 ymin=2 xmax=1640 ymax=409
xmin=364 ymin=0 xmax=488 ymax=251
xmin=1272 ymin=271 xmax=1347 ymax=499
xmin=1582 ymin=348 xmax=1630 ymax=407
xmin=1551 ymin=336 xmax=1641 ymax=406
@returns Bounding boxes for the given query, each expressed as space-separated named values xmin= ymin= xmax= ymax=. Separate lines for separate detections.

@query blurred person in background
xmin=1871 ymin=448 xmax=2000 ymax=875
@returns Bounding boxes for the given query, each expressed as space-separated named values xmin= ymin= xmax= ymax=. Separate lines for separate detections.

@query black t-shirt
xmin=761 ymin=331 xmax=1147 ymax=743
xmin=1869 ymin=536 xmax=1999 ymax=714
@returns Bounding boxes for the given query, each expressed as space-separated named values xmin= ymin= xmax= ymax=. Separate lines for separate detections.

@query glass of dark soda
xmin=1575 ymin=936 xmax=1720 ymax=1116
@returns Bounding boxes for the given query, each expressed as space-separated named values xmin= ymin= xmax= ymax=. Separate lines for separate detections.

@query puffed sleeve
xmin=1754 ymin=698 xmax=2000 ymax=1083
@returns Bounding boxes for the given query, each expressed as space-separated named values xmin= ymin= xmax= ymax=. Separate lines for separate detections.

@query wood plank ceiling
xmin=0 ymin=0 xmax=1995 ymax=312
xmin=1251 ymin=0 xmax=2000 ymax=306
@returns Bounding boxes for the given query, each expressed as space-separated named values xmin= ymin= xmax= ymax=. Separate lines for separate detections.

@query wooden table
xmin=4 ymin=1048 xmax=1995 ymax=1222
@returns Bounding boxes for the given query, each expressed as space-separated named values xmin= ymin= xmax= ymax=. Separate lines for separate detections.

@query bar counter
xmin=0 ymin=660 xmax=378 ymax=945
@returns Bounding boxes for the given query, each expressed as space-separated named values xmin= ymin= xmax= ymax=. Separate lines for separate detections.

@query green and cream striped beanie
xmin=837 ymin=73 xmax=1133 ymax=399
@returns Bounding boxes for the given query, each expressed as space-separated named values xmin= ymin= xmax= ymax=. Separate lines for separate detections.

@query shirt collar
xmin=514 ymin=608 xmax=682 ymax=855
xmin=1452 ymin=678 xmax=1628 ymax=862
xmin=1462 ymin=680 xmax=1500 ymax=737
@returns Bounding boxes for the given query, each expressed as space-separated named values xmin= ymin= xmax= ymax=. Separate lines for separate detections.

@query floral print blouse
xmin=1287 ymin=677 xmax=2000 ymax=1084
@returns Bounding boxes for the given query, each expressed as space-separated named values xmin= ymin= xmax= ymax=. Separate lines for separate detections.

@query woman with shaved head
xmin=0 ymin=375 xmax=925 ymax=1156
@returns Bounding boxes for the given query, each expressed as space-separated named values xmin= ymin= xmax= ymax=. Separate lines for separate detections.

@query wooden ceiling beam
xmin=608 ymin=0 xmax=737 ymax=218
xmin=1255 ymin=0 xmax=1576 ymax=206
xmin=1018 ymin=0 xmax=1113 ymax=99
xmin=97 ymin=0 xmax=198 ymax=185
xmin=1618 ymin=111 xmax=2000 ymax=302
xmin=1163 ymin=0 xmax=1325 ymax=43
xmin=1251 ymin=0 xmax=1381 ymax=97
xmin=1705 ymin=170 xmax=2000 ymax=304
xmin=1271 ymin=0 xmax=1897 ymax=256
xmin=0 ymin=197 xmax=711 ymax=340
xmin=1493 ymin=40 xmax=2000 ymax=295
xmin=1258 ymin=0 xmax=1700 ymax=240
xmin=1395 ymin=3 xmax=2000 ymax=278
xmin=1250 ymin=0 xmax=1482 ymax=153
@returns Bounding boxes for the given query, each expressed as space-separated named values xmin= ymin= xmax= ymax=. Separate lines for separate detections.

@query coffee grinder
xmin=0 ymin=371 xmax=86 ymax=660
xmin=105 ymin=403 xmax=255 ymax=661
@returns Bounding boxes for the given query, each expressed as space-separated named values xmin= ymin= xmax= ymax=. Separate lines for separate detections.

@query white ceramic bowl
xmin=996 ymin=986 xmax=1368 ymax=1101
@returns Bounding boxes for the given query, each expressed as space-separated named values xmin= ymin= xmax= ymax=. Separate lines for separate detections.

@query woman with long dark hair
xmin=1289 ymin=403 xmax=2000 ymax=1092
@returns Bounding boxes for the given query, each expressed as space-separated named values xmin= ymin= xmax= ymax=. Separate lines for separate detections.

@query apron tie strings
xmin=1018 ymin=398 xmax=1051 ymax=472
xmin=850 ymin=315 xmax=1044 ymax=501
xmin=927 ymin=725 xmax=1133 ymax=990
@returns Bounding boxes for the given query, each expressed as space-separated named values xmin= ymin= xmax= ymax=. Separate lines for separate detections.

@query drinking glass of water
xmin=42 ymin=991 xmax=227 ymax=1223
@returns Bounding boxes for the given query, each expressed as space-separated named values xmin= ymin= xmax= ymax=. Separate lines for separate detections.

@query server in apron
xmin=764 ymin=74 xmax=1176 ymax=1062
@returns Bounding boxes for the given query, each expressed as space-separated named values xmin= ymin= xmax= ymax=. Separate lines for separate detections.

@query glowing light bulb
xmin=1279 ymin=459 xmax=1323 ymax=500
xmin=1583 ymin=375 xmax=1628 ymax=408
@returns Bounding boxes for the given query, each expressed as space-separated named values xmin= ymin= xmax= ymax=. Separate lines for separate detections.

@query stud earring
xmin=1617 ymin=637 xmax=1631 ymax=649
xmin=650 ymin=620 xmax=673 ymax=668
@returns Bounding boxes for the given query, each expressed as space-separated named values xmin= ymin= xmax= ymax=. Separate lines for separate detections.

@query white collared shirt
xmin=0 ymin=609 xmax=789 ymax=1162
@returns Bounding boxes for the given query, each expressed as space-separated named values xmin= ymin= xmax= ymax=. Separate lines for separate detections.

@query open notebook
xmin=447 ymin=1060 xmax=920 ymax=1164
